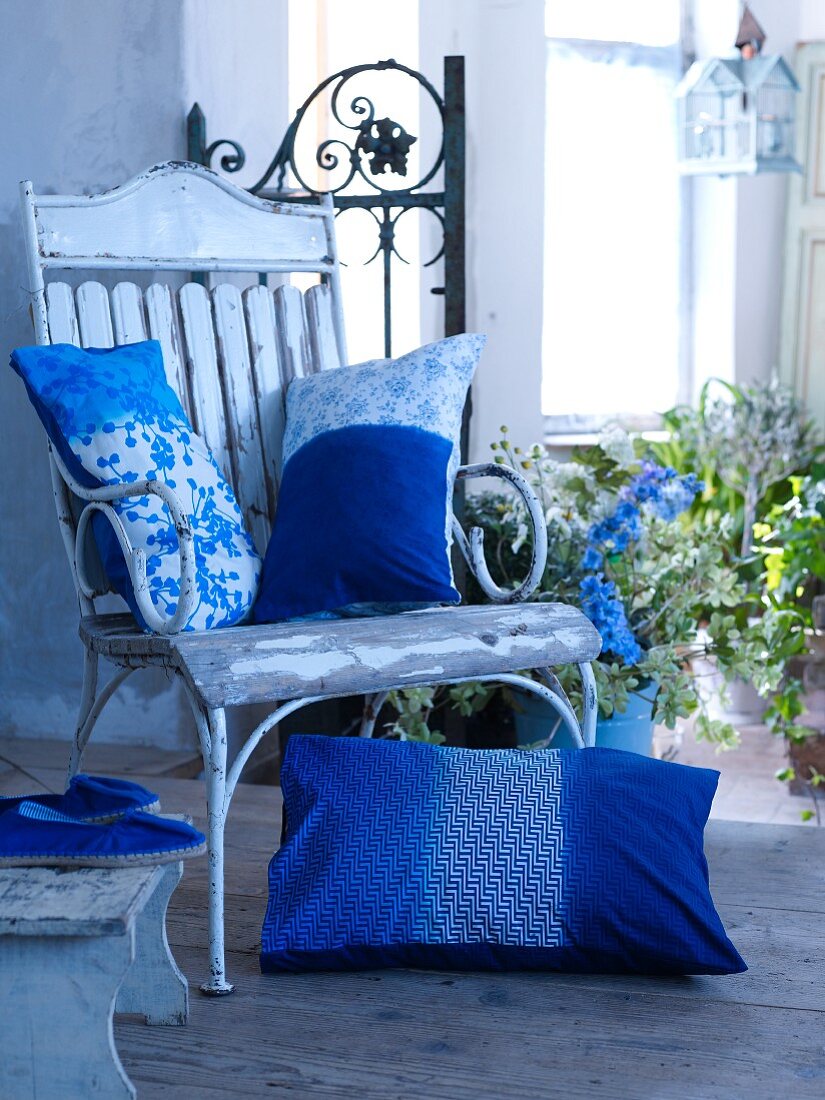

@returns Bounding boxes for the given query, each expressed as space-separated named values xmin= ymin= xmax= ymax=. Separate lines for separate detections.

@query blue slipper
xmin=0 ymin=773 xmax=160 ymax=824
xmin=0 ymin=802 xmax=205 ymax=867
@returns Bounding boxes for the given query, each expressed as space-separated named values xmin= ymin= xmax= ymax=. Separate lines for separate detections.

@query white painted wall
xmin=734 ymin=0 xmax=802 ymax=386
xmin=800 ymin=0 xmax=825 ymax=40
xmin=691 ymin=0 xmax=824 ymax=391
xmin=420 ymin=0 xmax=546 ymax=459
xmin=0 ymin=0 xmax=288 ymax=746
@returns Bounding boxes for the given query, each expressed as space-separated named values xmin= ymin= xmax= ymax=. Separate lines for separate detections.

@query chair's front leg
xmin=579 ymin=662 xmax=598 ymax=748
xmin=201 ymin=707 xmax=233 ymax=996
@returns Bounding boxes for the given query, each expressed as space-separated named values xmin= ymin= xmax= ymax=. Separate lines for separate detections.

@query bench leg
xmin=201 ymin=707 xmax=233 ymax=997
xmin=579 ymin=662 xmax=598 ymax=748
xmin=67 ymin=648 xmax=134 ymax=782
xmin=68 ymin=645 xmax=99 ymax=779
xmin=0 ymin=929 xmax=137 ymax=1099
xmin=116 ymin=862 xmax=188 ymax=1024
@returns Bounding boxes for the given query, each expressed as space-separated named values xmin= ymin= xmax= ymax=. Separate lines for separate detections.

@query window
xmin=543 ymin=1 xmax=690 ymax=435
xmin=287 ymin=0 xmax=422 ymax=365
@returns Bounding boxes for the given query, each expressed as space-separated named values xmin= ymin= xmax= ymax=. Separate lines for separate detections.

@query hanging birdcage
xmin=675 ymin=6 xmax=800 ymax=176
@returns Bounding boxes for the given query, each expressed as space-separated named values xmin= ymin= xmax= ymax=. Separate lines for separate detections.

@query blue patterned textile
xmin=252 ymin=334 xmax=486 ymax=622
xmin=10 ymin=341 xmax=260 ymax=631
xmin=261 ymin=737 xmax=746 ymax=975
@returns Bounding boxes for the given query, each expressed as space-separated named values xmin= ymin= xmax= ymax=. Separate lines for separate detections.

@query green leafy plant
xmin=648 ymin=377 xmax=821 ymax=560
xmin=387 ymin=427 xmax=808 ymax=750
xmin=754 ymin=467 xmax=825 ymax=624
xmin=775 ymin=765 xmax=824 ymax=825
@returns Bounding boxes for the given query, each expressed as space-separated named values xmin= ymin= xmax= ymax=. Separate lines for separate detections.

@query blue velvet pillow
xmin=10 ymin=341 xmax=260 ymax=631
xmin=252 ymin=333 xmax=486 ymax=622
xmin=261 ymin=736 xmax=746 ymax=976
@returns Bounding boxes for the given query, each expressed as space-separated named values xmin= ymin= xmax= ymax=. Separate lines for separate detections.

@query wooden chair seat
xmin=80 ymin=604 xmax=601 ymax=709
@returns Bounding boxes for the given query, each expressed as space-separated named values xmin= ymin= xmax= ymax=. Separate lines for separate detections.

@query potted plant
xmin=650 ymin=376 xmax=820 ymax=560
xmin=646 ymin=376 xmax=821 ymax=723
xmin=755 ymin=469 xmax=825 ymax=817
xmin=386 ymin=428 xmax=805 ymax=754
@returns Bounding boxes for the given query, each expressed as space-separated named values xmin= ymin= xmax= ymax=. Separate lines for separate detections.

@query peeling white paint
xmin=228 ymin=650 xmax=355 ymax=680
xmin=349 ymin=632 xmax=553 ymax=669
xmin=253 ymin=635 xmax=326 ymax=651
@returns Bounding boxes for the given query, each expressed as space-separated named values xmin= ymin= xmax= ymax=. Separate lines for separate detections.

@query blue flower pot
xmin=513 ymin=685 xmax=658 ymax=756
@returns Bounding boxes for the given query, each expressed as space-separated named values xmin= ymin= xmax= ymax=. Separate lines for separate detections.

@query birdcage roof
xmin=735 ymin=5 xmax=767 ymax=52
xmin=676 ymin=54 xmax=799 ymax=97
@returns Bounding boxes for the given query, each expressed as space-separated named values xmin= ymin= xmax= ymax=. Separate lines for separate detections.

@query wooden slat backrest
xmin=21 ymin=162 xmax=348 ymax=569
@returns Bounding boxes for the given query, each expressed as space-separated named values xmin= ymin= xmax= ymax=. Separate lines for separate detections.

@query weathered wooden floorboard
xmin=0 ymin=738 xmax=201 ymax=785
xmin=102 ymin=776 xmax=825 ymax=1098
xmin=117 ymin=958 xmax=825 ymax=1100
xmin=160 ymin=898 xmax=825 ymax=1013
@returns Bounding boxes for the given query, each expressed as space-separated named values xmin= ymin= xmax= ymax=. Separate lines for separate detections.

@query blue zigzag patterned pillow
xmin=261 ymin=736 xmax=746 ymax=976
xmin=10 ymin=340 xmax=260 ymax=631
xmin=252 ymin=333 xmax=486 ymax=622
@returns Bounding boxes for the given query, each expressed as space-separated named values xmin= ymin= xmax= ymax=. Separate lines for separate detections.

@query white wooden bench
xmin=19 ymin=162 xmax=601 ymax=994
xmin=0 ymin=862 xmax=186 ymax=1100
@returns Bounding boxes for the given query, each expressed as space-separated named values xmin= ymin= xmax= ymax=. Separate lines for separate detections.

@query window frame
xmin=543 ymin=2 xmax=696 ymax=442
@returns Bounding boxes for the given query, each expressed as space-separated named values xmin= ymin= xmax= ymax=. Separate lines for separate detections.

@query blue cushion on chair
xmin=10 ymin=340 xmax=260 ymax=631
xmin=252 ymin=334 xmax=486 ymax=622
xmin=261 ymin=736 xmax=746 ymax=976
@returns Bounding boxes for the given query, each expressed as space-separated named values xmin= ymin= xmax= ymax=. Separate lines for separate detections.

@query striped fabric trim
xmin=16 ymin=801 xmax=89 ymax=825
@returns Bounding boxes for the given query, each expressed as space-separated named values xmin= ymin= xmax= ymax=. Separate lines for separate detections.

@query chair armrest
xmin=452 ymin=462 xmax=548 ymax=603
xmin=49 ymin=444 xmax=196 ymax=634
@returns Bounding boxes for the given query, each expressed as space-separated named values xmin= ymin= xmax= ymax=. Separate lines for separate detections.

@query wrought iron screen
xmin=187 ymin=56 xmax=465 ymax=366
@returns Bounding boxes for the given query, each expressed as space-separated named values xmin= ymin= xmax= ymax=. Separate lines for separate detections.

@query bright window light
xmin=545 ymin=0 xmax=681 ymax=48
xmin=543 ymin=5 xmax=684 ymax=422
xmin=288 ymin=0 xmax=421 ymax=364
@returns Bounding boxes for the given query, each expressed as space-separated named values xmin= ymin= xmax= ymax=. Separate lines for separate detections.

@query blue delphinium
xmin=579 ymin=460 xmax=702 ymax=664
xmin=579 ymin=574 xmax=641 ymax=665
xmin=630 ymin=462 xmax=703 ymax=523
xmin=581 ymin=546 xmax=603 ymax=572
xmin=588 ymin=499 xmax=642 ymax=552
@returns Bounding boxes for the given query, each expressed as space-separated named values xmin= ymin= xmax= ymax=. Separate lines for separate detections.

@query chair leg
xmin=579 ymin=662 xmax=598 ymax=748
xmin=200 ymin=706 xmax=233 ymax=997
xmin=359 ymin=691 xmax=389 ymax=738
xmin=68 ymin=646 xmax=99 ymax=782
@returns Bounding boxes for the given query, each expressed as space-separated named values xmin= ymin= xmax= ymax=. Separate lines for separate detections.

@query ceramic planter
xmin=513 ymin=683 xmax=659 ymax=756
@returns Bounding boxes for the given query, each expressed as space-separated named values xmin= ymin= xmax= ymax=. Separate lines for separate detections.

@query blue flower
xmin=588 ymin=500 xmax=642 ymax=552
xmin=579 ymin=572 xmax=642 ymax=665
xmin=581 ymin=546 xmax=603 ymax=571
xmin=629 ymin=461 xmax=702 ymax=521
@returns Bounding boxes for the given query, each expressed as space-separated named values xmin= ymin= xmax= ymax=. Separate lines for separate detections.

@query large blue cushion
xmin=10 ymin=340 xmax=260 ymax=631
xmin=261 ymin=736 xmax=746 ymax=975
xmin=252 ymin=334 xmax=486 ymax=622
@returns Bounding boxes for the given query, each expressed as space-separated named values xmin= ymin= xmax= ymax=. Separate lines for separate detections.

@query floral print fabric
xmin=10 ymin=340 xmax=260 ymax=631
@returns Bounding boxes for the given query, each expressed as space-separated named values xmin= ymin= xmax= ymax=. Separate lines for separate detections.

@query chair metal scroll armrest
xmin=452 ymin=462 xmax=547 ymax=603
xmin=49 ymin=443 xmax=196 ymax=635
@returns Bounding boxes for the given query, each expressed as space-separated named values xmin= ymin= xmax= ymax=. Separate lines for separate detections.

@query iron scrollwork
xmin=356 ymin=116 xmax=417 ymax=176
xmin=187 ymin=56 xmax=465 ymax=365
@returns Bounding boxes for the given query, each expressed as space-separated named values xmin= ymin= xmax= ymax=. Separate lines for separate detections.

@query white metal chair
xmin=19 ymin=162 xmax=600 ymax=994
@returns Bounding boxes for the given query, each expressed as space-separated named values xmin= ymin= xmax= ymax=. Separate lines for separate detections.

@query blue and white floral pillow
xmin=253 ymin=333 xmax=486 ymax=622
xmin=11 ymin=340 xmax=260 ymax=632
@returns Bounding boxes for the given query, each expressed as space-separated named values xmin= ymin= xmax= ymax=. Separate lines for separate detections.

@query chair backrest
xmin=20 ymin=162 xmax=348 ymax=588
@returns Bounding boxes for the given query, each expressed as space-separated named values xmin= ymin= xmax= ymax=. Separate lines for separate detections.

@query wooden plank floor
xmin=0 ymin=737 xmax=202 ymax=794
xmin=2 ymin=740 xmax=824 ymax=1096
xmin=58 ymin=774 xmax=819 ymax=1100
